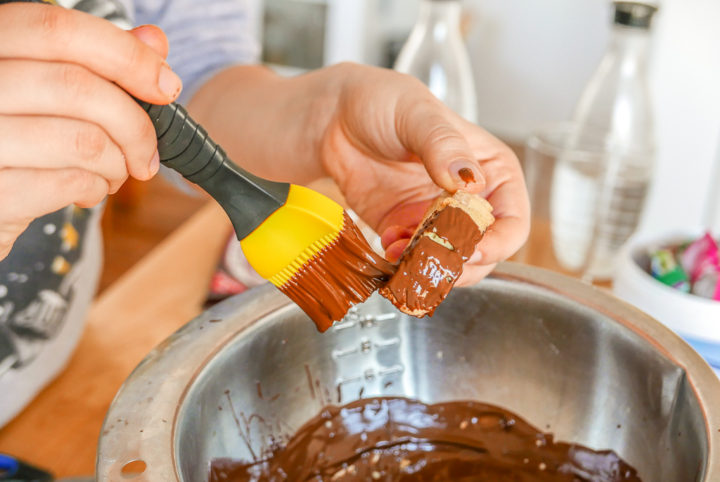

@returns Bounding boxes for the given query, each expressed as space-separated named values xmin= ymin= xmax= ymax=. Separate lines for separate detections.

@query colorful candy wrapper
xmin=678 ymin=233 xmax=719 ymax=280
xmin=649 ymin=248 xmax=690 ymax=292
xmin=678 ymin=233 xmax=720 ymax=300
xmin=692 ymin=270 xmax=720 ymax=300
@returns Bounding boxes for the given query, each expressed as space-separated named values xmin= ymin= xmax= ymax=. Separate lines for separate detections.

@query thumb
xmin=129 ymin=24 xmax=169 ymax=59
xmin=396 ymin=97 xmax=486 ymax=194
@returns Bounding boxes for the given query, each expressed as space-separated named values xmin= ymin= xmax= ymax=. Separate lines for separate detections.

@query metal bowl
xmin=97 ymin=263 xmax=720 ymax=481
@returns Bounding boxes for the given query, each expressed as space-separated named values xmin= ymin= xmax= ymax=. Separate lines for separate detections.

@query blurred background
xmin=254 ymin=0 xmax=720 ymax=238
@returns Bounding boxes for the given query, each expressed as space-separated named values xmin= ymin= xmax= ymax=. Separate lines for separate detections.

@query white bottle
xmin=393 ymin=0 xmax=478 ymax=123
xmin=551 ymin=1 xmax=658 ymax=280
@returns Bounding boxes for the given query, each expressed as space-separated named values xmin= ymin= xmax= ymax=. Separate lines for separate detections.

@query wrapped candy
xmin=644 ymin=232 xmax=720 ymax=301
xmin=677 ymin=233 xmax=720 ymax=301
xmin=649 ymin=248 xmax=690 ymax=292
xmin=693 ymin=270 xmax=720 ymax=300
xmin=678 ymin=233 xmax=718 ymax=280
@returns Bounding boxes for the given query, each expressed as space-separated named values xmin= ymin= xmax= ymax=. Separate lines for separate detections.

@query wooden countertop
xmin=0 ymin=202 xmax=231 ymax=478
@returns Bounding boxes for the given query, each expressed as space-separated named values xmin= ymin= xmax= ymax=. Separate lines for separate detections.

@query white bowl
xmin=614 ymin=230 xmax=720 ymax=374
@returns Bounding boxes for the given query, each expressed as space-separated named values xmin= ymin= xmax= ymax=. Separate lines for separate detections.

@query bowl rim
xmin=95 ymin=262 xmax=720 ymax=481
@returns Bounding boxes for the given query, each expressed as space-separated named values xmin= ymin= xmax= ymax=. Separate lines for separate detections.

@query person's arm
xmin=187 ymin=65 xmax=337 ymax=184
xmin=186 ymin=63 xmax=530 ymax=285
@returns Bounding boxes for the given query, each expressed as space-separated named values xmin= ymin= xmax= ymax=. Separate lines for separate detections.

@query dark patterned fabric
xmin=0 ymin=207 xmax=92 ymax=369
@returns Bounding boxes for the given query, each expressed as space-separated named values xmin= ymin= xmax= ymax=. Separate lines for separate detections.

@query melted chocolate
xmin=209 ymin=397 xmax=641 ymax=481
xmin=279 ymin=212 xmax=395 ymax=332
xmin=380 ymin=206 xmax=483 ymax=317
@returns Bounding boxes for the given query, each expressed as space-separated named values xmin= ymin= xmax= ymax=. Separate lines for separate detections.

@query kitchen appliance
xmin=97 ymin=263 xmax=720 ymax=481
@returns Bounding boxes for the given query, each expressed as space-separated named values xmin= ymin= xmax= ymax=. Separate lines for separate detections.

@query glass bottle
xmin=550 ymin=1 xmax=658 ymax=280
xmin=393 ymin=0 xmax=478 ymax=123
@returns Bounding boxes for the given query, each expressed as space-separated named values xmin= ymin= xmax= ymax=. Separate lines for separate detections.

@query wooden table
xmin=0 ymin=202 xmax=231 ymax=478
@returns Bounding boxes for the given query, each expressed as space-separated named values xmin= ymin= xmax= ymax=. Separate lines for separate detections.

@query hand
xmin=319 ymin=63 xmax=530 ymax=285
xmin=0 ymin=4 xmax=182 ymax=260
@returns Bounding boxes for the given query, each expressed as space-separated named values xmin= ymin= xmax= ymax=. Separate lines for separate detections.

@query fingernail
xmin=149 ymin=149 xmax=160 ymax=176
xmin=158 ymin=64 xmax=182 ymax=99
xmin=449 ymin=160 xmax=484 ymax=188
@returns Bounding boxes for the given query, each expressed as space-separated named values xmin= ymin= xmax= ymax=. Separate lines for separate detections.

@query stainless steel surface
xmin=97 ymin=262 xmax=720 ymax=481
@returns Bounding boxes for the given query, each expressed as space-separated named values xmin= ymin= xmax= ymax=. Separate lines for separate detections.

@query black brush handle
xmin=138 ymin=101 xmax=290 ymax=240
xmin=0 ymin=0 xmax=290 ymax=240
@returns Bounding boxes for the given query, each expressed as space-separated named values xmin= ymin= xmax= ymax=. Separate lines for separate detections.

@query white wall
xmin=643 ymin=0 xmax=720 ymax=234
xmin=396 ymin=0 xmax=720 ymax=235
xmin=464 ymin=0 xmax=609 ymax=142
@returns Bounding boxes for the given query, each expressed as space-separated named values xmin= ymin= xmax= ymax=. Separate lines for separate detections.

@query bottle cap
xmin=613 ymin=2 xmax=658 ymax=29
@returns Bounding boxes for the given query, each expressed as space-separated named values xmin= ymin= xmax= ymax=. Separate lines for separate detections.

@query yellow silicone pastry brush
xmin=138 ymin=102 xmax=395 ymax=331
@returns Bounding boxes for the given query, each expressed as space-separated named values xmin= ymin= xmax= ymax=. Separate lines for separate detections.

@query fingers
xmin=0 ymin=167 xmax=109 ymax=260
xmin=0 ymin=4 xmax=181 ymax=103
xmin=0 ymin=59 xmax=159 ymax=180
xmin=380 ymin=225 xmax=414 ymax=250
xmin=475 ymin=155 xmax=531 ymax=265
xmin=0 ymin=115 xmax=129 ymax=193
xmin=0 ymin=168 xmax=109 ymax=217
xmin=377 ymin=144 xmax=529 ymax=277
xmin=376 ymin=199 xmax=431 ymax=235
xmin=395 ymin=93 xmax=486 ymax=194
xmin=377 ymin=200 xmax=430 ymax=262
xmin=384 ymin=238 xmax=410 ymax=263
xmin=380 ymin=226 xmax=414 ymax=263
xmin=129 ymin=25 xmax=169 ymax=58
xmin=477 ymin=216 xmax=529 ymax=265
xmin=456 ymin=263 xmax=496 ymax=287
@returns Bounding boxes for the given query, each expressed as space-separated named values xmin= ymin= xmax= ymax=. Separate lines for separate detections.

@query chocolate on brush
xmin=380 ymin=192 xmax=494 ymax=317
xmin=279 ymin=211 xmax=395 ymax=332
xmin=209 ymin=397 xmax=641 ymax=481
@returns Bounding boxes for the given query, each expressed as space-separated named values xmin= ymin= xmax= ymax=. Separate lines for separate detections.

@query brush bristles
xmin=268 ymin=231 xmax=341 ymax=287
xmin=278 ymin=212 xmax=395 ymax=332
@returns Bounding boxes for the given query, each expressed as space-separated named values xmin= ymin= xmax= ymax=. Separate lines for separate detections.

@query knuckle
xmin=423 ymin=123 xmax=462 ymax=154
xmin=57 ymin=63 xmax=92 ymax=98
xmin=121 ymin=39 xmax=145 ymax=75
xmin=74 ymin=125 xmax=107 ymax=161
xmin=498 ymin=143 xmax=520 ymax=165
xmin=71 ymin=172 xmax=108 ymax=207
xmin=36 ymin=6 xmax=71 ymax=39
xmin=66 ymin=169 xmax=98 ymax=193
